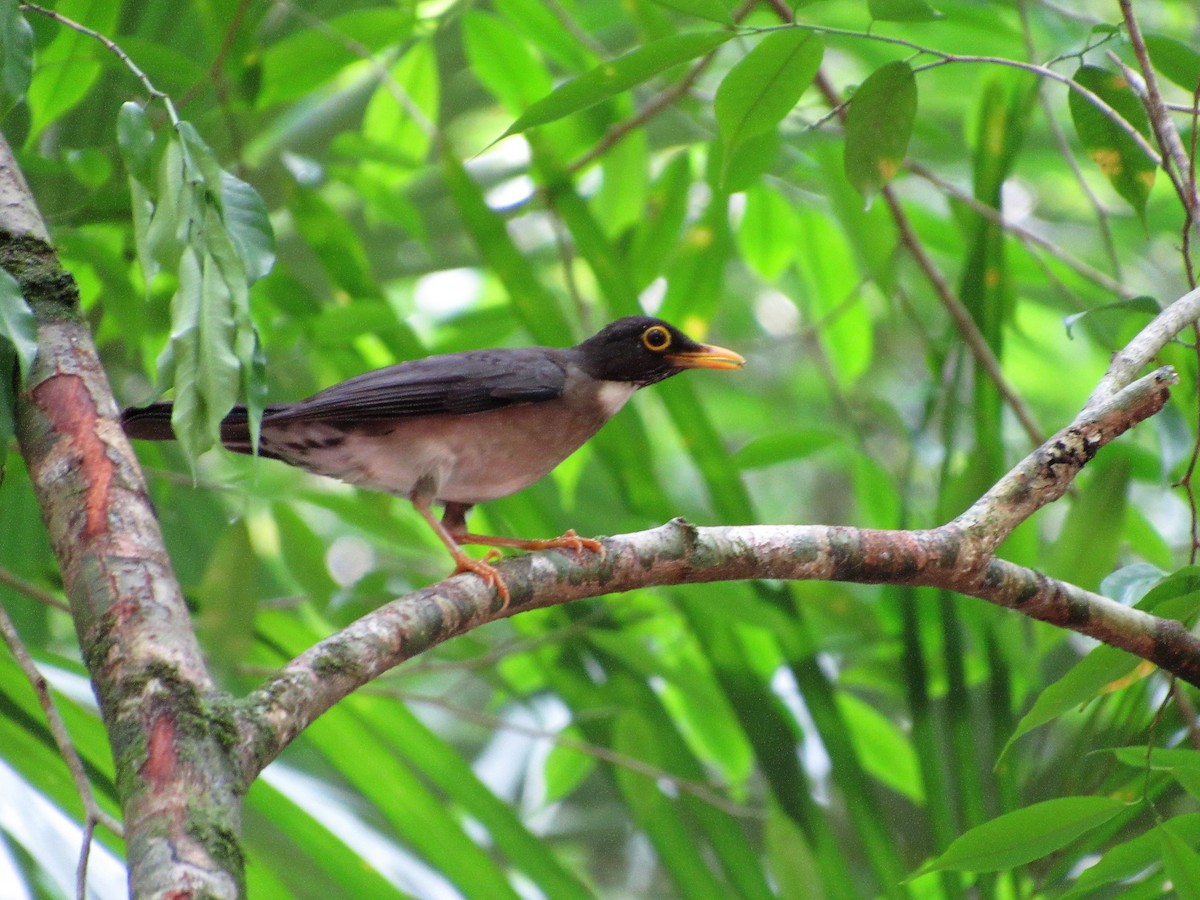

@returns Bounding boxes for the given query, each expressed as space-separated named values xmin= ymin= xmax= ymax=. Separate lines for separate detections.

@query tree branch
xmin=0 ymin=131 xmax=242 ymax=898
xmin=236 ymin=367 xmax=1184 ymax=784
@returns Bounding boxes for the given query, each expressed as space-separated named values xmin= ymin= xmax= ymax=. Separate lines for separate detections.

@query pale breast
xmin=260 ymin=374 xmax=637 ymax=504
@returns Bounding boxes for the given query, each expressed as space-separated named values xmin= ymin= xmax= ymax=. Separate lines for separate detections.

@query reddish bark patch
xmin=31 ymin=374 xmax=113 ymax=540
xmin=144 ymin=712 xmax=177 ymax=787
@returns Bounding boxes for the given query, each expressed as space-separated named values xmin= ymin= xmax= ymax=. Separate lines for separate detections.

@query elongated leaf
xmin=714 ymin=29 xmax=822 ymax=170
xmin=844 ymin=61 xmax=917 ymax=203
xmin=922 ymin=796 xmax=1126 ymax=874
xmin=362 ymin=41 xmax=439 ymax=166
xmin=1064 ymin=814 xmax=1200 ymax=897
xmin=117 ymin=102 xmax=156 ymax=185
xmin=503 ymin=31 xmax=733 ymax=137
xmin=1068 ymin=65 xmax=1156 ymax=218
xmin=463 ymin=11 xmax=553 ymax=113
xmin=1160 ymin=822 xmax=1200 ymax=900
xmin=219 ymin=170 xmax=276 ymax=284
xmin=1144 ymin=33 xmax=1200 ymax=92
xmin=0 ymin=267 xmax=36 ymax=383
xmin=0 ymin=0 xmax=32 ymax=116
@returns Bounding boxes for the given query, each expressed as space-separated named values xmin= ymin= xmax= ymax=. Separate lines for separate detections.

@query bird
xmin=122 ymin=316 xmax=745 ymax=606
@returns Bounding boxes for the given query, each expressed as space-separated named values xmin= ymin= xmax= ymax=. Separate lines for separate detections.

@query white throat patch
xmin=596 ymin=380 xmax=638 ymax=417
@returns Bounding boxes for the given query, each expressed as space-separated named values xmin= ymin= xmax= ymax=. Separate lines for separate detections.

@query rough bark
xmin=1 ymin=132 xmax=244 ymax=898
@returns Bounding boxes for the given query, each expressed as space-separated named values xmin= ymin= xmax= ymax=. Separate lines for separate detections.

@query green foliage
xmin=1068 ymin=65 xmax=1157 ymax=219
xmin=3 ymin=1 xmax=1200 ymax=898
xmin=844 ymin=61 xmax=917 ymax=203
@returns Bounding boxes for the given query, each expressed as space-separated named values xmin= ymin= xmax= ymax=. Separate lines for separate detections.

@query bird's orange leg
xmin=412 ymin=496 xmax=511 ymax=608
xmin=442 ymin=503 xmax=605 ymax=559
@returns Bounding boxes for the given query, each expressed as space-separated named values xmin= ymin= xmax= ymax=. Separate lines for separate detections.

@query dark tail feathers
xmin=121 ymin=403 xmax=260 ymax=456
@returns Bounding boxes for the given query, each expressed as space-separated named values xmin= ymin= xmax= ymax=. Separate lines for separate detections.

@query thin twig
xmin=0 ymin=604 xmax=123 ymax=849
xmin=1116 ymin=1 xmax=1200 ymax=221
xmin=0 ymin=566 xmax=70 ymax=613
xmin=744 ymin=22 xmax=1163 ymax=167
xmin=906 ymin=161 xmax=1132 ymax=299
xmin=813 ymin=71 xmax=1044 ymax=446
xmin=19 ymin=2 xmax=179 ymax=126
xmin=1016 ymin=0 xmax=1122 ymax=278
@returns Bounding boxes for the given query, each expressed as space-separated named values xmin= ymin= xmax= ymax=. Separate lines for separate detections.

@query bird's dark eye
xmin=641 ymin=325 xmax=671 ymax=352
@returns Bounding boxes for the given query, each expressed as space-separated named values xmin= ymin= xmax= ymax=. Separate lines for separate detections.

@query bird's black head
xmin=573 ymin=316 xmax=745 ymax=387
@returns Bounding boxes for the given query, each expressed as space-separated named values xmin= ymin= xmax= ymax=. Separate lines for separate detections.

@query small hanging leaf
xmin=1144 ymin=34 xmax=1200 ymax=93
xmin=843 ymin=60 xmax=917 ymax=204
xmin=220 ymin=170 xmax=276 ymax=284
xmin=869 ymin=0 xmax=943 ymax=22
xmin=1068 ymin=65 xmax=1156 ymax=218
xmin=714 ymin=29 xmax=823 ymax=175
xmin=501 ymin=31 xmax=734 ymax=138
xmin=0 ymin=0 xmax=33 ymax=116
xmin=0 ymin=268 xmax=36 ymax=384
xmin=1062 ymin=294 xmax=1160 ymax=338
xmin=920 ymin=797 xmax=1127 ymax=874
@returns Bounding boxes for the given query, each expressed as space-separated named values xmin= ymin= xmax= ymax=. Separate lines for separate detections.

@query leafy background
xmin=3 ymin=0 xmax=1200 ymax=896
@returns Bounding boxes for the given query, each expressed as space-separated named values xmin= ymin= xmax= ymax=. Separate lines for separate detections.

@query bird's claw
xmin=452 ymin=556 xmax=511 ymax=610
xmin=533 ymin=529 xmax=606 ymax=560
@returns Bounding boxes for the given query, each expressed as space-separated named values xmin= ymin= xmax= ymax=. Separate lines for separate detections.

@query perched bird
xmin=122 ymin=316 xmax=744 ymax=605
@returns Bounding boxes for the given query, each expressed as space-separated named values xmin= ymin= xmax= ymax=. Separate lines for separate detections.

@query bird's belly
xmin=261 ymin=396 xmax=619 ymax=504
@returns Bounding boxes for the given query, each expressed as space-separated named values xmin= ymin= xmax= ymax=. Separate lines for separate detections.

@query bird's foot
xmin=524 ymin=529 xmax=605 ymax=560
xmin=450 ymin=555 xmax=511 ymax=609
xmin=452 ymin=529 xmax=605 ymax=560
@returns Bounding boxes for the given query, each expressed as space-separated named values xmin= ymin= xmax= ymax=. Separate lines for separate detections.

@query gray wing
xmin=261 ymin=347 xmax=571 ymax=423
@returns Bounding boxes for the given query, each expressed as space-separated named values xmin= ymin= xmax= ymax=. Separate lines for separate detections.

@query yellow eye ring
xmin=642 ymin=325 xmax=672 ymax=351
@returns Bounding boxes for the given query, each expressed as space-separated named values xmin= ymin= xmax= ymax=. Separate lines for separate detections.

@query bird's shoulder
xmin=264 ymin=346 xmax=577 ymax=422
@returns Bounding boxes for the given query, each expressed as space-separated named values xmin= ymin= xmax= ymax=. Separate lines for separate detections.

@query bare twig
xmin=906 ymin=161 xmax=1132 ymax=299
xmin=1086 ymin=285 xmax=1200 ymax=407
xmin=19 ymin=3 xmax=179 ymax=126
xmin=0 ymin=566 xmax=70 ymax=613
xmin=1016 ymin=0 xmax=1122 ymax=278
xmin=0 ymin=603 xmax=123 ymax=877
xmin=813 ymin=71 xmax=1045 ymax=445
xmin=1116 ymin=1 xmax=1200 ymax=222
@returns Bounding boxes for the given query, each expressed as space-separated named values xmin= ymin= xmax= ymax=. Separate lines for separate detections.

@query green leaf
xmin=736 ymin=183 xmax=802 ymax=280
xmin=1068 ymin=65 xmax=1156 ymax=218
xmin=1062 ymin=295 xmax=1160 ymax=338
xmin=868 ymin=0 xmax=943 ymax=21
xmin=503 ymin=31 xmax=734 ymax=137
xmin=733 ymin=429 xmax=839 ymax=469
xmin=1144 ymin=33 xmax=1200 ymax=92
xmin=1160 ymin=821 xmax=1200 ymax=900
xmin=116 ymin=102 xmax=156 ymax=185
xmin=714 ymin=29 xmax=823 ymax=173
xmin=1062 ymin=814 xmax=1200 ymax=897
xmin=921 ymin=796 xmax=1126 ymax=874
xmin=0 ymin=267 xmax=36 ymax=384
xmin=463 ymin=11 xmax=553 ymax=114
xmin=0 ymin=0 xmax=32 ymax=117
xmin=24 ymin=0 xmax=117 ymax=136
xmin=219 ymin=170 xmax=276 ymax=284
xmin=651 ymin=0 xmax=733 ymax=25
xmin=838 ymin=692 xmax=924 ymax=803
xmin=362 ymin=40 xmax=439 ymax=166
xmin=844 ymin=61 xmax=917 ymax=203
xmin=1003 ymin=569 xmax=1200 ymax=754
xmin=256 ymin=8 xmax=415 ymax=107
